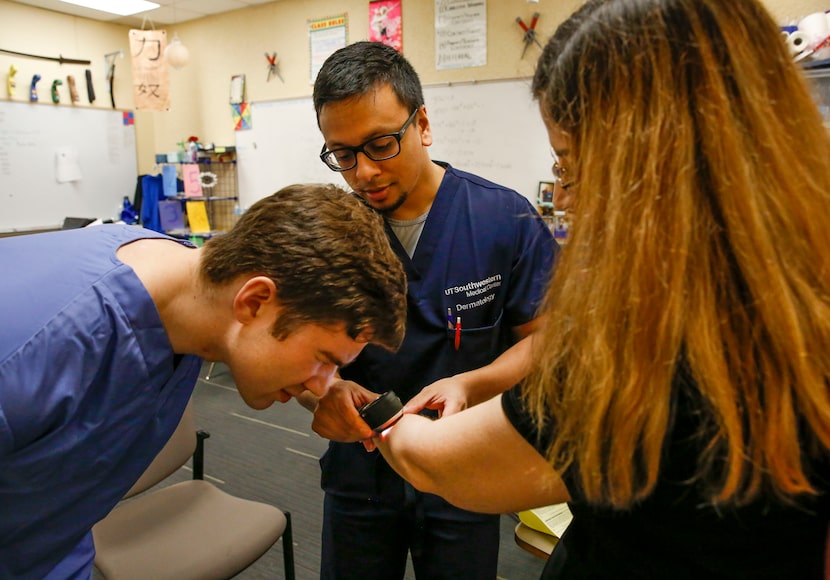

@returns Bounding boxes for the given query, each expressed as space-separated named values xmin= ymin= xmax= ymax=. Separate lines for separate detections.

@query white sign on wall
xmin=435 ymin=0 xmax=487 ymax=70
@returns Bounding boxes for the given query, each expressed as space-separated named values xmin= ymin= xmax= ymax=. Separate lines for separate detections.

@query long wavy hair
xmin=527 ymin=0 xmax=830 ymax=507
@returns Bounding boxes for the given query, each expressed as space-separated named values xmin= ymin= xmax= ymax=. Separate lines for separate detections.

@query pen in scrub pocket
xmin=447 ymin=307 xmax=453 ymax=330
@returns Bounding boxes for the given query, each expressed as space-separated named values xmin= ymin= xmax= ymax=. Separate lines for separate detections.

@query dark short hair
xmin=200 ymin=183 xmax=407 ymax=351
xmin=313 ymin=41 xmax=424 ymax=122
xmin=531 ymin=0 xmax=600 ymax=106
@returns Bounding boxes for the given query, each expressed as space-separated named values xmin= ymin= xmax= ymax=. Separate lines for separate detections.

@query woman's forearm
xmin=376 ymin=396 xmax=569 ymax=513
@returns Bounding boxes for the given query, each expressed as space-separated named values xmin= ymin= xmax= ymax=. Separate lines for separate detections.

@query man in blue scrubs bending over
xmin=0 ymin=183 xmax=406 ymax=579
xmin=302 ymin=42 xmax=558 ymax=579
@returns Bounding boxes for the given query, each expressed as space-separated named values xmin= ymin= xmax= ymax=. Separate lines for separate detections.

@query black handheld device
xmin=358 ymin=391 xmax=403 ymax=433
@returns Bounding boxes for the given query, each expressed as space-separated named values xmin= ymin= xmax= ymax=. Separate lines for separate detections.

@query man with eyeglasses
xmin=300 ymin=41 xmax=557 ymax=580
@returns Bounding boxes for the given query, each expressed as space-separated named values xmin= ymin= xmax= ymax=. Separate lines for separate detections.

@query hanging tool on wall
xmin=85 ymin=69 xmax=96 ymax=104
xmin=30 ymin=74 xmax=41 ymax=102
xmin=51 ymin=78 xmax=63 ymax=103
xmin=0 ymin=48 xmax=90 ymax=65
xmin=104 ymin=50 xmax=122 ymax=109
xmin=516 ymin=12 xmax=543 ymax=58
xmin=265 ymin=52 xmax=284 ymax=82
xmin=67 ymin=75 xmax=80 ymax=104
xmin=7 ymin=65 xmax=17 ymax=98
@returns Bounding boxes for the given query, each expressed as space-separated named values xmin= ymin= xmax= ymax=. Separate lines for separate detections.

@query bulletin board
xmin=0 ymin=100 xmax=138 ymax=232
xmin=234 ymin=78 xmax=553 ymax=210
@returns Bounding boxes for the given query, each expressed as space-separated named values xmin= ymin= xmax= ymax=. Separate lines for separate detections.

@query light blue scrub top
xmin=0 ymin=225 xmax=201 ymax=578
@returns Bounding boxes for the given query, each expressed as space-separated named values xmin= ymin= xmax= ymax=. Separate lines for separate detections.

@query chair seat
xmin=93 ymin=480 xmax=287 ymax=580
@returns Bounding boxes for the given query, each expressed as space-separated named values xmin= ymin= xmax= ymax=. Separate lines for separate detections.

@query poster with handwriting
xmin=434 ymin=0 xmax=486 ymax=70
xmin=309 ymin=15 xmax=348 ymax=83
xmin=129 ymin=29 xmax=170 ymax=111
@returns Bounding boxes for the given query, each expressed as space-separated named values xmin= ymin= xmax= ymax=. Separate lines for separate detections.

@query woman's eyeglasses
xmin=552 ymin=161 xmax=576 ymax=190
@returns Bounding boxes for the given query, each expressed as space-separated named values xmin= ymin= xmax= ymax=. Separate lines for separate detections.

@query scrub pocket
xmin=445 ymin=310 xmax=504 ymax=372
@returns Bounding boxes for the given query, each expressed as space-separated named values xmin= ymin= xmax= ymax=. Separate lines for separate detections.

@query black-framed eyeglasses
xmin=320 ymin=107 xmax=420 ymax=172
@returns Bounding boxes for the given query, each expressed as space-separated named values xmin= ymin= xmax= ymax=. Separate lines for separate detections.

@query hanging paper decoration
xmin=129 ymin=29 xmax=170 ymax=112
xmin=232 ymin=102 xmax=252 ymax=131
xmin=199 ymin=171 xmax=218 ymax=188
xmin=182 ymin=164 xmax=203 ymax=197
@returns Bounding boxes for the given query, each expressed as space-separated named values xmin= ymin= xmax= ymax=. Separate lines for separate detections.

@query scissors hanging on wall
xmin=265 ymin=52 xmax=284 ymax=83
xmin=516 ymin=12 xmax=543 ymax=58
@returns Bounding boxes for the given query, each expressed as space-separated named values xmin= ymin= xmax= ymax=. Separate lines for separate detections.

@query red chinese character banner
xmin=129 ymin=29 xmax=170 ymax=111
xmin=369 ymin=0 xmax=402 ymax=52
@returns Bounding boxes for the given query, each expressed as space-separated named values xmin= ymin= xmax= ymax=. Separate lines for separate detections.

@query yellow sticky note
xmin=186 ymin=200 xmax=211 ymax=234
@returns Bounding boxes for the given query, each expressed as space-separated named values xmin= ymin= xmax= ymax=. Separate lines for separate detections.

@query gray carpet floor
xmin=169 ymin=362 xmax=546 ymax=579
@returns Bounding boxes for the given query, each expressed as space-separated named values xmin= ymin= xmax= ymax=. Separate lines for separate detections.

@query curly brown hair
xmin=200 ymin=183 xmax=406 ymax=351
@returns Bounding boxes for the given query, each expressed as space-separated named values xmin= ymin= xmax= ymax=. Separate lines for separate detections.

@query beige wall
xmin=1 ymin=0 xmax=827 ymax=175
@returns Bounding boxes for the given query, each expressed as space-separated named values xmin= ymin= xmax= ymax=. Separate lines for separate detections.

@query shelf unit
xmin=160 ymin=147 xmax=240 ymax=239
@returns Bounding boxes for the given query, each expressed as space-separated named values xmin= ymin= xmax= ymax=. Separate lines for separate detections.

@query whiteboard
xmin=424 ymin=79 xmax=552 ymax=202
xmin=235 ymin=78 xmax=553 ymax=210
xmin=0 ymin=101 xmax=137 ymax=231
xmin=235 ymin=98 xmax=344 ymax=211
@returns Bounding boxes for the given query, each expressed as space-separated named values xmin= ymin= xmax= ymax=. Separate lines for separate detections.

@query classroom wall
xmin=0 ymin=0 xmax=150 ymax=174
xmin=123 ymin=0 xmax=583 ymax=172
xmin=1 ymin=0 xmax=828 ymax=178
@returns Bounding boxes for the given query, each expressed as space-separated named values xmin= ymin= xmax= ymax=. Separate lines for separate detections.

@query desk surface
xmin=514 ymin=522 xmax=557 ymax=560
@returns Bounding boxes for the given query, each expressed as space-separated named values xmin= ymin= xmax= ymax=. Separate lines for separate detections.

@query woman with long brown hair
xmin=373 ymin=0 xmax=830 ymax=577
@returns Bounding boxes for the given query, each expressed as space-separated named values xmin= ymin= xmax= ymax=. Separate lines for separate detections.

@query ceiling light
xmin=58 ymin=0 xmax=160 ymax=17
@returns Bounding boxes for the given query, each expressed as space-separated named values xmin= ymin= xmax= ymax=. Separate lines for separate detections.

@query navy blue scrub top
xmin=341 ymin=162 xmax=557 ymax=403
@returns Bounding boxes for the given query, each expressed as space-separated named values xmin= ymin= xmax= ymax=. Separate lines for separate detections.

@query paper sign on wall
xmin=55 ymin=147 xmax=82 ymax=183
xmin=309 ymin=15 xmax=348 ymax=83
xmin=435 ymin=0 xmax=487 ymax=70
xmin=129 ymin=29 xmax=171 ymax=111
